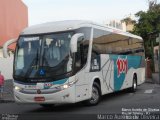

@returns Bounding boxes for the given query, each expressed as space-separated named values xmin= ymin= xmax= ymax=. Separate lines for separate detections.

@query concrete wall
xmin=0 ymin=55 xmax=14 ymax=80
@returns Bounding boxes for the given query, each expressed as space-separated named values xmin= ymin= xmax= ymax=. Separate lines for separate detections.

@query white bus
xmin=3 ymin=20 xmax=145 ymax=107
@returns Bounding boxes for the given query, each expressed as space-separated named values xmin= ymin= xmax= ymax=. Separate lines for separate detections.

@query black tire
xmin=40 ymin=104 xmax=55 ymax=108
xmin=85 ymin=82 xmax=101 ymax=106
xmin=130 ymin=75 xmax=137 ymax=92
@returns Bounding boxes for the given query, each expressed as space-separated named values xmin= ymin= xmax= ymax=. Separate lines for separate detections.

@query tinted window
xmin=92 ymin=28 xmax=144 ymax=56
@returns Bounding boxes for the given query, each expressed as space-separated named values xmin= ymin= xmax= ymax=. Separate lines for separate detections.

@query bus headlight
xmin=14 ymin=86 xmax=22 ymax=91
xmin=62 ymin=80 xmax=78 ymax=89
xmin=63 ymin=84 xmax=69 ymax=89
xmin=55 ymin=80 xmax=78 ymax=91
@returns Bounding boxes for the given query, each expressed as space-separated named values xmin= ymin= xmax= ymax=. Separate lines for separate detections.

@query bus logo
xmin=44 ymin=83 xmax=53 ymax=89
xmin=116 ymin=56 xmax=128 ymax=77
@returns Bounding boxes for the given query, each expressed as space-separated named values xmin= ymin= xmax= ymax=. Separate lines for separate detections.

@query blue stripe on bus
xmin=52 ymin=78 xmax=68 ymax=84
xmin=109 ymin=55 xmax=142 ymax=91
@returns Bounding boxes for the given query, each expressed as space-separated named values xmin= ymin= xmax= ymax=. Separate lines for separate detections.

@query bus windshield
xmin=14 ymin=32 xmax=74 ymax=79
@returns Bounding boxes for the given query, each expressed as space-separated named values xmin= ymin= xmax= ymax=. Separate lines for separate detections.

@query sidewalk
xmin=145 ymin=72 xmax=160 ymax=84
xmin=0 ymin=79 xmax=14 ymax=103
xmin=152 ymin=73 xmax=160 ymax=84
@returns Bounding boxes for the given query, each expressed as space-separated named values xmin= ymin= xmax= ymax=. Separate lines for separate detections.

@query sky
xmin=22 ymin=0 xmax=153 ymax=26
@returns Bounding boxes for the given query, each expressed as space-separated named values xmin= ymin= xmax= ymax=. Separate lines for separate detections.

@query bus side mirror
xmin=3 ymin=38 xmax=17 ymax=58
xmin=70 ymin=33 xmax=84 ymax=53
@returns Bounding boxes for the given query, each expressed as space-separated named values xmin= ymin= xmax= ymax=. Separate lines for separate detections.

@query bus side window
xmin=80 ymin=40 xmax=89 ymax=67
xmin=75 ymin=37 xmax=84 ymax=70
xmin=75 ymin=41 xmax=81 ymax=67
xmin=75 ymin=37 xmax=89 ymax=70
xmin=90 ymin=50 xmax=100 ymax=72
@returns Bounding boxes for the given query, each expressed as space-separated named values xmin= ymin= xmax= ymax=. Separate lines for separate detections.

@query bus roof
xmin=21 ymin=20 xmax=142 ymax=40
xmin=21 ymin=20 xmax=91 ymax=35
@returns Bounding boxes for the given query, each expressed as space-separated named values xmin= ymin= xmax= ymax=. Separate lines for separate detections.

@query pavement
xmin=0 ymin=77 xmax=160 ymax=120
xmin=0 ymin=73 xmax=160 ymax=103
xmin=0 ymin=82 xmax=160 ymax=120
xmin=0 ymin=79 xmax=14 ymax=103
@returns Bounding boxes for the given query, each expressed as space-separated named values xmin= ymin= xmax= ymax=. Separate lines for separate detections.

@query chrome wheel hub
xmin=133 ymin=80 xmax=137 ymax=90
xmin=90 ymin=86 xmax=99 ymax=104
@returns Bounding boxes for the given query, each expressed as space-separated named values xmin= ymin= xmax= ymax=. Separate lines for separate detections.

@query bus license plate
xmin=34 ymin=97 xmax=45 ymax=102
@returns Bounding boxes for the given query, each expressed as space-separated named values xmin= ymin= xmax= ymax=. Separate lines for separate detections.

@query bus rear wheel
xmin=85 ymin=82 xmax=101 ymax=106
xmin=130 ymin=75 xmax=137 ymax=92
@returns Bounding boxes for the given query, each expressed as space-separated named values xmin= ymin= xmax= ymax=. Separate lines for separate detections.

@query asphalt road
xmin=0 ymin=83 xmax=160 ymax=120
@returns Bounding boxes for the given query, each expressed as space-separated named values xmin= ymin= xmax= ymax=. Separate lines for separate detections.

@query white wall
xmin=0 ymin=49 xmax=3 ymax=58
xmin=0 ymin=55 xmax=14 ymax=80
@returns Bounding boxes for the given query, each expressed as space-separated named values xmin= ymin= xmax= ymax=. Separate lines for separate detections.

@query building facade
xmin=106 ymin=20 xmax=126 ymax=32
xmin=0 ymin=0 xmax=28 ymax=50
xmin=0 ymin=0 xmax=28 ymax=79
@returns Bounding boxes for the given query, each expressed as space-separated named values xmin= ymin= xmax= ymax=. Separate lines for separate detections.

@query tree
xmin=148 ymin=0 xmax=157 ymax=9
xmin=133 ymin=2 xmax=160 ymax=72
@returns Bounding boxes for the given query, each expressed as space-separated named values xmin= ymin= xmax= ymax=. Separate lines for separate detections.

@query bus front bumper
xmin=14 ymin=85 xmax=76 ymax=104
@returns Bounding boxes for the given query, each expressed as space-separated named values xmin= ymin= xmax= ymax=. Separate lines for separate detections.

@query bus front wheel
xmin=85 ymin=82 xmax=101 ymax=106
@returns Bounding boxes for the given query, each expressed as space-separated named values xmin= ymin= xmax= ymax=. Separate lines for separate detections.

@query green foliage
xmin=133 ymin=3 xmax=160 ymax=72
xmin=133 ymin=4 xmax=160 ymax=38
